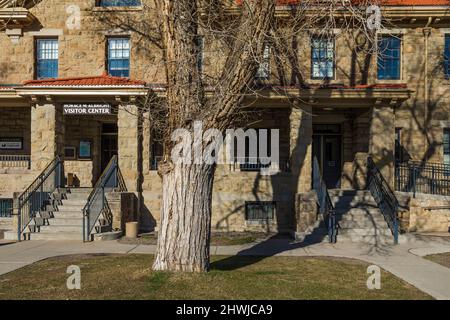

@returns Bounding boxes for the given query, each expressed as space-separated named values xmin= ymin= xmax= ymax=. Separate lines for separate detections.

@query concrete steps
xmin=306 ymin=190 xmax=413 ymax=245
xmin=4 ymin=187 xmax=112 ymax=241
xmin=24 ymin=231 xmax=83 ymax=241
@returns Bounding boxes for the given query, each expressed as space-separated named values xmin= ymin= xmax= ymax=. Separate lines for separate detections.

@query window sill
xmin=374 ymin=79 xmax=406 ymax=84
xmin=307 ymin=79 xmax=340 ymax=86
xmin=92 ymin=6 xmax=143 ymax=13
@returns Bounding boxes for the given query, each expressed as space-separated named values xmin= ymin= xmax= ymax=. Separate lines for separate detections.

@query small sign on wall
xmin=79 ymin=140 xmax=91 ymax=159
xmin=0 ymin=138 xmax=23 ymax=150
xmin=64 ymin=146 xmax=76 ymax=160
xmin=63 ymin=103 xmax=111 ymax=115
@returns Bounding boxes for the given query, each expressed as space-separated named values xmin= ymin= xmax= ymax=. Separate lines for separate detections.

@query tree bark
xmin=153 ymin=163 xmax=215 ymax=272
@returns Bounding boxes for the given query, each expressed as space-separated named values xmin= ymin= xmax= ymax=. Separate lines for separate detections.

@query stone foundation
xmin=408 ymin=194 xmax=450 ymax=233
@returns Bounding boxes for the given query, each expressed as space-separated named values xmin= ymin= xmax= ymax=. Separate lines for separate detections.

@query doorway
xmin=313 ymin=124 xmax=342 ymax=189
xmin=101 ymin=123 xmax=118 ymax=172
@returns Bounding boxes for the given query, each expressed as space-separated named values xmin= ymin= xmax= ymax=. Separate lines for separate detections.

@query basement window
xmin=0 ymin=199 xmax=13 ymax=218
xmin=245 ymin=201 xmax=275 ymax=222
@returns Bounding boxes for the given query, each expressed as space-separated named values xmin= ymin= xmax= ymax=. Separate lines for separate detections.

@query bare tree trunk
xmin=153 ymin=163 xmax=215 ymax=272
xmin=153 ymin=0 xmax=275 ymax=272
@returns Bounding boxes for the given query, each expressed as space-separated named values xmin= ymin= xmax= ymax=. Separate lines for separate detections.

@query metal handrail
xmin=82 ymin=156 xmax=125 ymax=241
xmin=396 ymin=160 xmax=450 ymax=197
xmin=312 ymin=156 xmax=337 ymax=243
xmin=17 ymin=156 xmax=62 ymax=240
xmin=367 ymin=157 xmax=399 ymax=244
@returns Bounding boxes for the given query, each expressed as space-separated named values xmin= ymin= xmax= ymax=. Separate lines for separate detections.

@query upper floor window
xmin=444 ymin=35 xmax=450 ymax=79
xmin=36 ymin=38 xmax=58 ymax=79
xmin=378 ymin=35 xmax=401 ymax=80
xmin=97 ymin=0 xmax=141 ymax=6
xmin=255 ymin=45 xmax=270 ymax=80
xmin=107 ymin=38 xmax=130 ymax=77
xmin=311 ymin=37 xmax=335 ymax=79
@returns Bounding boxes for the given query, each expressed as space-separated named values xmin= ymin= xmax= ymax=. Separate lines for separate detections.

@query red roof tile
xmin=236 ymin=0 xmax=450 ymax=6
xmin=23 ymin=73 xmax=146 ymax=87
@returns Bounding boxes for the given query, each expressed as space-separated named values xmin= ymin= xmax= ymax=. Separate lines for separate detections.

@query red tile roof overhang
xmin=2 ymin=79 xmax=412 ymax=107
xmin=14 ymin=75 xmax=149 ymax=100
xmin=22 ymin=74 xmax=146 ymax=88
xmin=236 ymin=0 xmax=450 ymax=6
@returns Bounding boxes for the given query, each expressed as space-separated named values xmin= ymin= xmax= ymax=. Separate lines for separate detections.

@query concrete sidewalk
xmin=0 ymin=238 xmax=450 ymax=299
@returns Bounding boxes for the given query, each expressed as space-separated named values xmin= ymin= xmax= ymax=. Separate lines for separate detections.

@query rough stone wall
xmin=0 ymin=4 xmax=448 ymax=167
xmin=408 ymin=194 xmax=450 ymax=233
xmin=140 ymin=108 xmax=294 ymax=233
xmin=0 ymin=107 xmax=31 ymax=156
xmin=2 ymin=3 xmax=450 ymax=234
xmin=0 ymin=0 xmax=165 ymax=84
xmin=0 ymin=172 xmax=36 ymax=198
xmin=30 ymin=102 xmax=65 ymax=171
xmin=0 ymin=107 xmax=34 ymax=193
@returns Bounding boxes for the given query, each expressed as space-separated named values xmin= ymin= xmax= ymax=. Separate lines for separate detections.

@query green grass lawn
xmin=0 ymin=254 xmax=431 ymax=300
xmin=118 ymin=232 xmax=269 ymax=246
xmin=425 ymin=252 xmax=450 ymax=269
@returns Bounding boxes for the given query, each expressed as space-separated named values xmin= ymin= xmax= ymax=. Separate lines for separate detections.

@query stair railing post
xmin=102 ymin=187 xmax=105 ymax=209
xmin=82 ymin=210 xmax=85 ymax=242
xmin=393 ymin=217 xmax=399 ymax=245
xmin=39 ymin=178 xmax=43 ymax=216
xmin=17 ymin=205 xmax=21 ymax=242
xmin=412 ymin=162 xmax=416 ymax=198
xmin=57 ymin=159 xmax=61 ymax=189
xmin=87 ymin=208 xmax=90 ymax=241
xmin=431 ymin=165 xmax=435 ymax=195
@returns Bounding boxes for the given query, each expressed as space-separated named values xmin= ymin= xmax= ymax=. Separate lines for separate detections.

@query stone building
xmin=0 ymin=0 xmax=449 ymax=241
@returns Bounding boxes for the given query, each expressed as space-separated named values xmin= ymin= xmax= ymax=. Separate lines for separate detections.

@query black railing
xmin=17 ymin=156 xmax=63 ymax=240
xmin=396 ymin=160 xmax=450 ymax=197
xmin=0 ymin=199 xmax=13 ymax=218
xmin=83 ymin=156 xmax=125 ymax=241
xmin=312 ymin=156 xmax=337 ymax=243
xmin=0 ymin=155 xmax=31 ymax=169
xmin=367 ymin=157 xmax=399 ymax=244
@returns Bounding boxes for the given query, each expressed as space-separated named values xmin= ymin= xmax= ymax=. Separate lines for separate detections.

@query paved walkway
xmin=1 ymin=237 xmax=450 ymax=299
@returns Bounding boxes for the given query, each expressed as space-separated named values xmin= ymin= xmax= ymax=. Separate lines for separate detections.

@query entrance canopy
xmin=16 ymin=73 xmax=148 ymax=103
xmin=243 ymin=83 xmax=413 ymax=109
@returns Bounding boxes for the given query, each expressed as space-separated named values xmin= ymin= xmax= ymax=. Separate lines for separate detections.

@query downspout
xmin=423 ymin=17 xmax=432 ymax=157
